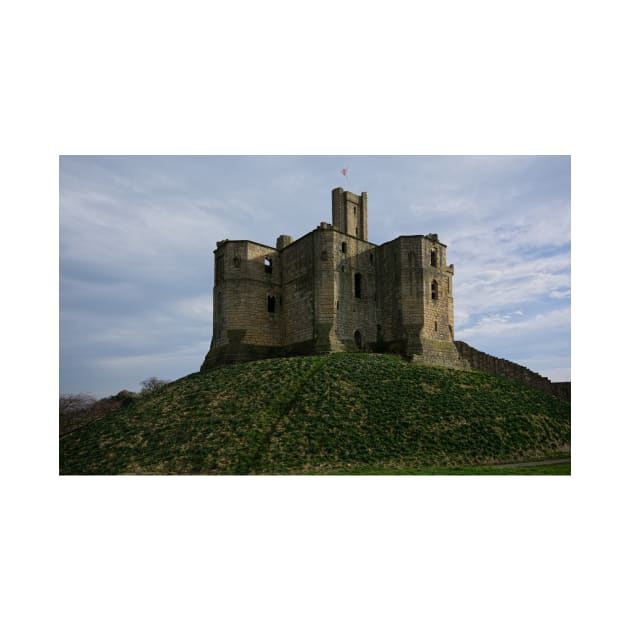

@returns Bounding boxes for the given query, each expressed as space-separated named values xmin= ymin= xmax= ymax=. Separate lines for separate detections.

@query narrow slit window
xmin=434 ymin=321 xmax=438 ymax=332
xmin=267 ymin=295 xmax=276 ymax=313
xmin=354 ymin=273 xmax=362 ymax=298
xmin=431 ymin=280 xmax=439 ymax=300
xmin=341 ymin=242 xmax=347 ymax=254
xmin=430 ymin=250 xmax=437 ymax=267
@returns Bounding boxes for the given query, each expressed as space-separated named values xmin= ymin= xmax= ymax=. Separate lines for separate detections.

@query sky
xmin=60 ymin=155 xmax=570 ymax=398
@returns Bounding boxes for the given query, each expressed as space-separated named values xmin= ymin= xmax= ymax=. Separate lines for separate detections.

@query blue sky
xmin=60 ymin=155 xmax=570 ymax=397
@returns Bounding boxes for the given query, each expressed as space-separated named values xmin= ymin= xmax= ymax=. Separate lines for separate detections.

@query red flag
xmin=341 ymin=168 xmax=348 ymax=176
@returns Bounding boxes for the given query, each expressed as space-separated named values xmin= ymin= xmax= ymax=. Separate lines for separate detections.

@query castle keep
xmin=201 ymin=187 xmax=467 ymax=370
xmin=200 ymin=187 xmax=569 ymax=400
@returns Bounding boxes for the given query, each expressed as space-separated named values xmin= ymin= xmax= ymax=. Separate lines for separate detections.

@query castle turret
xmin=276 ymin=234 xmax=293 ymax=250
xmin=332 ymin=187 xmax=368 ymax=241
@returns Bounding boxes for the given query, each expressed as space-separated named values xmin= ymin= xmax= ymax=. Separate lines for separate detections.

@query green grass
xmin=60 ymin=353 xmax=571 ymax=475
xmin=320 ymin=462 xmax=571 ymax=475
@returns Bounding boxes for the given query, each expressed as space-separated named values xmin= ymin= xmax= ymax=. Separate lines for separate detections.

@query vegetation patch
xmin=60 ymin=354 xmax=570 ymax=475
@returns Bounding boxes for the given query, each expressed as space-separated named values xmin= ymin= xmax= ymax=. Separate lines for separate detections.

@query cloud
xmin=60 ymin=156 xmax=570 ymax=396
xmin=457 ymin=307 xmax=570 ymax=340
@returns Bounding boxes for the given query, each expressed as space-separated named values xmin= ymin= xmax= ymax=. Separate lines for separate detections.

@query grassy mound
xmin=59 ymin=353 xmax=570 ymax=475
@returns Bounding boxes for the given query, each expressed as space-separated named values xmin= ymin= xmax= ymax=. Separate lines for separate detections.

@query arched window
xmin=354 ymin=330 xmax=362 ymax=349
xmin=430 ymin=250 xmax=437 ymax=267
xmin=267 ymin=295 xmax=276 ymax=313
xmin=431 ymin=280 xmax=439 ymax=300
xmin=264 ymin=256 xmax=272 ymax=273
xmin=354 ymin=273 xmax=362 ymax=298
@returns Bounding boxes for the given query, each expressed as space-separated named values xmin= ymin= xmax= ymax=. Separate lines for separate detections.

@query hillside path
xmin=491 ymin=458 xmax=570 ymax=469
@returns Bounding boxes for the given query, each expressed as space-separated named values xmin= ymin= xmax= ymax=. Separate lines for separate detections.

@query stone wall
xmin=331 ymin=228 xmax=378 ymax=350
xmin=455 ymin=340 xmax=570 ymax=401
xmin=211 ymin=240 xmax=282 ymax=350
xmin=279 ymin=232 xmax=316 ymax=346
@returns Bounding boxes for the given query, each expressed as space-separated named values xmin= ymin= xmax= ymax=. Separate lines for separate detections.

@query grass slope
xmin=60 ymin=353 xmax=571 ymax=475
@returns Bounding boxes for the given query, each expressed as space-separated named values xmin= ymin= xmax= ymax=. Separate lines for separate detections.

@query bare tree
xmin=59 ymin=393 xmax=97 ymax=435
xmin=140 ymin=377 xmax=170 ymax=395
xmin=59 ymin=393 xmax=129 ymax=436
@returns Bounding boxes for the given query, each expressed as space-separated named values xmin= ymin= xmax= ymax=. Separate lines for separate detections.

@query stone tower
xmin=201 ymin=187 xmax=465 ymax=370
xmin=331 ymin=187 xmax=368 ymax=240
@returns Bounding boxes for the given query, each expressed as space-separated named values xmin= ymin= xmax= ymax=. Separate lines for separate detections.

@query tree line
xmin=59 ymin=378 xmax=169 ymax=436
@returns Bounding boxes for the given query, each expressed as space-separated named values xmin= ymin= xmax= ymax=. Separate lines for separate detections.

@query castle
xmin=202 ymin=187 xmax=467 ymax=370
xmin=200 ymin=187 xmax=569 ymax=400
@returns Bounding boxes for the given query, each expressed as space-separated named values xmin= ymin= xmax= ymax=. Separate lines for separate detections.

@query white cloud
xmin=549 ymin=288 xmax=571 ymax=299
xmin=457 ymin=307 xmax=570 ymax=340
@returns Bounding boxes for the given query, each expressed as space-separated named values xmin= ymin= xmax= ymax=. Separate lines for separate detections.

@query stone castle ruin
xmin=201 ymin=188 xmax=569 ymax=400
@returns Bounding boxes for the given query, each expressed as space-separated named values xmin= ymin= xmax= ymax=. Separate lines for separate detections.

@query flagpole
xmin=341 ymin=167 xmax=350 ymax=189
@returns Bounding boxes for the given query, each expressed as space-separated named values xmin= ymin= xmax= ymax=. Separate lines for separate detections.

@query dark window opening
xmin=354 ymin=273 xmax=362 ymax=298
xmin=369 ymin=252 xmax=374 ymax=265
xmin=341 ymin=242 xmax=347 ymax=254
xmin=431 ymin=280 xmax=439 ymax=300
xmin=267 ymin=295 xmax=276 ymax=313
xmin=354 ymin=330 xmax=362 ymax=349
xmin=434 ymin=321 xmax=438 ymax=332
xmin=355 ymin=226 xmax=358 ymax=236
xmin=215 ymin=256 xmax=225 ymax=283
xmin=264 ymin=256 xmax=272 ymax=273
xmin=336 ymin=300 xmax=339 ymax=310
xmin=233 ymin=256 xmax=241 ymax=268
xmin=353 ymin=206 xmax=356 ymax=215
xmin=430 ymin=250 xmax=437 ymax=267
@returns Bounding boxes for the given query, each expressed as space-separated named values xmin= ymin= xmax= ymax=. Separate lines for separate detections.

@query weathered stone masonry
xmin=201 ymin=187 xmax=569 ymax=401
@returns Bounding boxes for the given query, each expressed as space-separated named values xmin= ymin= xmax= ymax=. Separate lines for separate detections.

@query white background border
xmin=3 ymin=1 xmax=628 ymax=628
